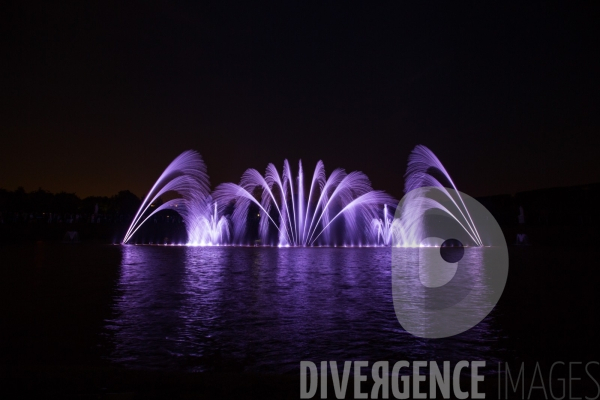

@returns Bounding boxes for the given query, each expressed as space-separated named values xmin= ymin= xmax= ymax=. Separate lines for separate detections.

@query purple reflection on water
xmin=105 ymin=246 xmax=507 ymax=373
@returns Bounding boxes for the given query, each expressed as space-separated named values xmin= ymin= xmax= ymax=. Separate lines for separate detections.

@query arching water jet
xmin=214 ymin=160 xmax=395 ymax=246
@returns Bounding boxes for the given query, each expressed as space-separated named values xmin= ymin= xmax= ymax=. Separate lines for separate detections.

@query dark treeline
xmin=0 ymin=187 xmax=141 ymax=218
xmin=0 ymin=188 xmax=144 ymax=243
xmin=0 ymin=187 xmax=190 ymax=244
xmin=477 ymin=182 xmax=600 ymax=246
xmin=1 ymin=182 xmax=599 ymax=245
xmin=477 ymin=182 xmax=600 ymax=226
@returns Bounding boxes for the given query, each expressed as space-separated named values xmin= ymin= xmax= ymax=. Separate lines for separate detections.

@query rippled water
xmin=104 ymin=246 xmax=508 ymax=373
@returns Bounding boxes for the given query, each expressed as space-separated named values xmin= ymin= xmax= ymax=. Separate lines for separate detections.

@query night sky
xmin=2 ymin=2 xmax=599 ymax=200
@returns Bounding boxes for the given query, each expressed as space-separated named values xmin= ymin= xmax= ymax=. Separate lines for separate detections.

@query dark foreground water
xmin=1 ymin=243 xmax=599 ymax=398
xmin=106 ymin=246 xmax=506 ymax=373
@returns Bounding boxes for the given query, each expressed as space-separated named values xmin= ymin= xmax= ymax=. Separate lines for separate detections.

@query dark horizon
xmin=2 ymin=2 xmax=599 ymax=200
xmin=2 ymin=173 xmax=600 ymax=203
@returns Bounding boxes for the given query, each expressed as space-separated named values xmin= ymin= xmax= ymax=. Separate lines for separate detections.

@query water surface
xmin=105 ymin=246 xmax=507 ymax=373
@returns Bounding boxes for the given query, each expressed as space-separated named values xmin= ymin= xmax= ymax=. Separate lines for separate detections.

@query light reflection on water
xmin=105 ymin=246 xmax=507 ymax=373
xmin=392 ymin=247 xmax=507 ymax=339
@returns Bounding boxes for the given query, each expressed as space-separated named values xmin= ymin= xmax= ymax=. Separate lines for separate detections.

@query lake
xmin=106 ymin=245 xmax=506 ymax=373
xmin=1 ymin=243 xmax=598 ymax=397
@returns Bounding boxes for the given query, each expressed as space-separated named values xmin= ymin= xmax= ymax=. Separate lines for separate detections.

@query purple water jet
xmin=392 ymin=145 xmax=483 ymax=247
xmin=214 ymin=160 xmax=395 ymax=246
xmin=123 ymin=151 xmax=230 ymax=245
xmin=371 ymin=204 xmax=393 ymax=246
xmin=123 ymin=146 xmax=476 ymax=248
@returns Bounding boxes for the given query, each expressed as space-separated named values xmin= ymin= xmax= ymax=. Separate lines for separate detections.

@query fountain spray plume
xmin=214 ymin=160 xmax=395 ymax=246
xmin=392 ymin=145 xmax=483 ymax=247
xmin=371 ymin=204 xmax=394 ymax=246
xmin=122 ymin=150 xmax=230 ymax=245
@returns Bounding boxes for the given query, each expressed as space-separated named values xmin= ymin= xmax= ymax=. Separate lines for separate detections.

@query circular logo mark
xmin=391 ymin=187 xmax=509 ymax=338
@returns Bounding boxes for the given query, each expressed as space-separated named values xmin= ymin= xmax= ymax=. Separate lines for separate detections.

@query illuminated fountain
xmin=391 ymin=145 xmax=483 ymax=247
xmin=122 ymin=151 xmax=230 ymax=245
xmin=371 ymin=204 xmax=394 ymax=246
xmin=123 ymin=146 xmax=479 ymax=247
xmin=185 ymin=197 xmax=230 ymax=246
xmin=214 ymin=160 xmax=394 ymax=246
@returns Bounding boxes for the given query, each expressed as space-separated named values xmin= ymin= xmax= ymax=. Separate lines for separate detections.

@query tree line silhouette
xmin=1 ymin=182 xmax=599 ymax=245
xmin=0 ymin=187 xmax=141 ymax=219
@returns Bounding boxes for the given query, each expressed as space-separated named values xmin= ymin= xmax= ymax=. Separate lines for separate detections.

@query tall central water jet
xmin=371 ymin=204 xmax=393 ymax=246
xmin=215 ymin=160 xmax=394 ymax=246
